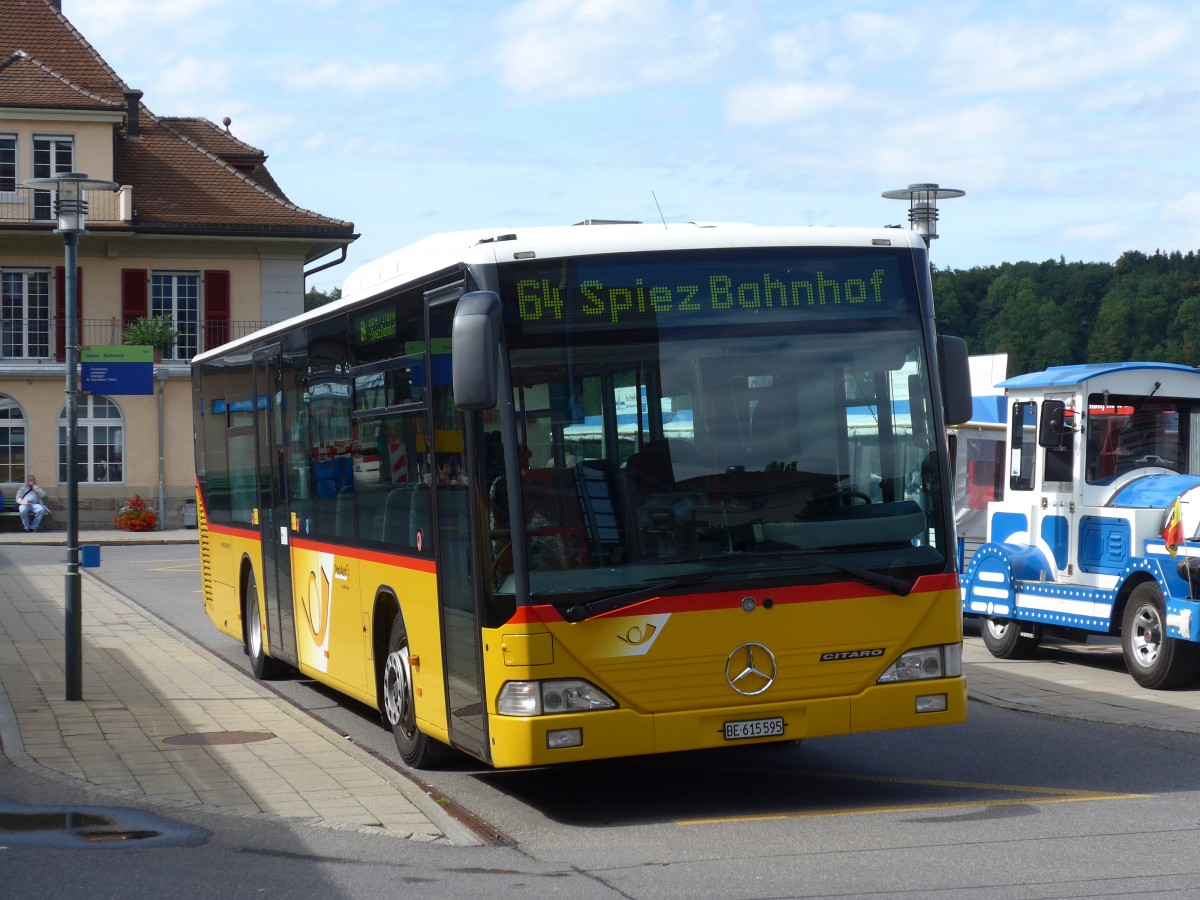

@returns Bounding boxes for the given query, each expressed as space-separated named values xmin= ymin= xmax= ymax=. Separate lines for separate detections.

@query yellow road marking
xmin=673 ymin=768 xmax=1147 ymax=825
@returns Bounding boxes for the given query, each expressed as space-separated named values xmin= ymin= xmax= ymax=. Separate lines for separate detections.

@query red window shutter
xmin=121 ymin=268 xmax=148 ymax=326
xmin=204 ymin=269 xmax=231 ymax=351
xmin=54 ymin=266 xmax=83 ymax=362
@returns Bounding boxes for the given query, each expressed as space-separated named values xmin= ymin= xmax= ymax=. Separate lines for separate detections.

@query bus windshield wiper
xmin=751 ymin=550 xmax=913 ymax=597
xmin=560 ymin=574 xmax=714 ymax=623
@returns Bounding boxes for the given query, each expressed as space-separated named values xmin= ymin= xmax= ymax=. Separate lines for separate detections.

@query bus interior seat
xmin=381 ymin=485 xmax=414 ymax=546
xmin=748 ymin=384 xmax=801 ymax=471
xmin=334 ymin=484 xmax=355 ymax=538
xmin=626 ymin=439 xmax=675 ymax=498
xmin=408 ymin=483 xmax=431 ymax=549
xmin=315 ymin=474 xmax=338 ymax=499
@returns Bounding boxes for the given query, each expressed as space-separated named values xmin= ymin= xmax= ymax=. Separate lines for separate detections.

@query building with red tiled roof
xmin=1 ymin=0 xmax=357 ymax=529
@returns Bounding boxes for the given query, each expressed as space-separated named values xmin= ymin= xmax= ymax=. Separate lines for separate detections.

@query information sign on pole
xmin=82 ymin=345 xmax=154 ymax=396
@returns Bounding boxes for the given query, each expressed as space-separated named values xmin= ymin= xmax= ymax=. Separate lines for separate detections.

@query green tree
xmin=305 ymin=285 xmax=342 ymax=311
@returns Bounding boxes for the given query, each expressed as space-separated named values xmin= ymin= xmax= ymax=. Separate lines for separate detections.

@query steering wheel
xmin=810 ymin=489 xmax=872 ymax=508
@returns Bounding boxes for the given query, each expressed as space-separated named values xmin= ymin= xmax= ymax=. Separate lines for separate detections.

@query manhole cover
xmin=163 ymin=731 xmax=274 ymax=746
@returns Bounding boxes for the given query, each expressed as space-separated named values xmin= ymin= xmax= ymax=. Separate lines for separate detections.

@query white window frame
xmin=1 ymin=268 xmax=51 ymax=359
xmin=151 ymin=270 xmax=200 ymax=361
xmin=58 ymin=395 xmax=125 ymax=485
xmin=0 ymin=393 xmax=28 ymax=485
xmin=31 ymin=134 xmax=75 ymax=221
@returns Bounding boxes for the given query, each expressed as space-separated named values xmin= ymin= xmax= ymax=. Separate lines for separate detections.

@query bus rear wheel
xmin=979 ymin=616 xmax=1040 ymax=659
xmin=1121 ymin=583 xmax=1199 ymax=689
xmin=382 ymin=616 xmax=444 ymax=769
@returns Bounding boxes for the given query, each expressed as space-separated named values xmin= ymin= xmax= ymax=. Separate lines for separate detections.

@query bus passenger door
xmin=428 ymin=301 xmax=488 ymax=761
xmin=253 ymin=347 xmax=298 ymax=667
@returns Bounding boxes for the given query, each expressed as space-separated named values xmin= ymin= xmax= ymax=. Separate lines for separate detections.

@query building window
xmin=152 ymin=272 xmax=199 ymax=360
xmin=32 ymin=135 xmax=74 ymax=220
xmin=0 ymin=134 xmax=16 ymax=193
xmin=1 ymin=269 xmax=51 ymax=358
xmin=58 ymin=395 xmax=124 ymax=484
xmin=0 ymin=394 xmax=27 ymax=484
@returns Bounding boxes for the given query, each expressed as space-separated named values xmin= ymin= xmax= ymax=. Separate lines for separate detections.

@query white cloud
xmin=1161 ymin=191 xmax=1200 ymax=228
xmin=724 ymin=80 xmax=861 ymax=125
xmin=492 ymin=0 xmax=735 ymax=99
xmin=1062 ymin=220 xmax=1129 ymax=242
xmin=281 ymin=61 xmax=447 ymax=94
xmin=145 ymin=57 xmax=234 ymax=118
xmin=68 ymin=0 xmax=232 ymax=45
xmin=936 ymin=6 xmax=1191 ymax=96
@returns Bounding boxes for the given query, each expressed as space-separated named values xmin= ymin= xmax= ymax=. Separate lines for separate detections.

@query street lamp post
xmin=22 ymin=172 xmax=119 ymax=701
xmin=882 ymin=183 xmax=965 ymax=247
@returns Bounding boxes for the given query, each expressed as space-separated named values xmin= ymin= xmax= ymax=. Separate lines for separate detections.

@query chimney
xmin=124 ymin=90 xmax=143 ymax=138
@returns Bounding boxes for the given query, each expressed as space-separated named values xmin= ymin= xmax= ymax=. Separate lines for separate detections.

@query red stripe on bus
xmin=200 ymin=523 xmax=438 ymax=574
xmin=512 ymin=572 xmax=958 ymax=622
xmin=289 ymin=536 xmax=437 ymax=573
xmin=207 ymin=522 xmax=258 ymax=539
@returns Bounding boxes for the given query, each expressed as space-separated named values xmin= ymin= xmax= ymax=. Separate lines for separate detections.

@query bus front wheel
xmin=244 ymin=570 xmax=287 ymax=680
xmin=1121 ymin=583 xmax=1199 ymax=689
xmin=383 ymin=616 xmax=443 ymax=769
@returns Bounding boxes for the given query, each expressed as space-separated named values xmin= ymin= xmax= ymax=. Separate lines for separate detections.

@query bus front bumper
xmin=484 ymin=676 xmax=967 ymax=769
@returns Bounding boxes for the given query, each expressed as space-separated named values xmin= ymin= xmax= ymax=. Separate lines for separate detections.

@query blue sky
xmin=69 ymin=0 xmax=1200 ymax=293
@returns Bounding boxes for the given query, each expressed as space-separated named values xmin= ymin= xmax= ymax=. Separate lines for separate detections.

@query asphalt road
xmin=12 ymin=543 xmax=1200 ymax=899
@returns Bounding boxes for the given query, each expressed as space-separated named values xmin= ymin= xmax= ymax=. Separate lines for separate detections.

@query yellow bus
xmin=191 ymin=222 xmax=973 ymax=769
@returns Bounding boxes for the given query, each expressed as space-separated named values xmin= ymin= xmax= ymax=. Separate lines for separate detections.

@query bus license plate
xmin=724 ymin=717 xmax=785 ymax=741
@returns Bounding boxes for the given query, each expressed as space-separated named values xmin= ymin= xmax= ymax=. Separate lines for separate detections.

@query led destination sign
xmin=503 ymin=249 xmax=912 ymax=330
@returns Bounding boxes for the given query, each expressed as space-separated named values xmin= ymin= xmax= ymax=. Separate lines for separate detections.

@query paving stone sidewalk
xmin=0 ymin=560 xmax=479 ymax=845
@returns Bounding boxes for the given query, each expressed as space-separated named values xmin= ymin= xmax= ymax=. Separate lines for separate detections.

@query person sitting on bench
xmin=15 ymin=474 xmax=47 ymax=533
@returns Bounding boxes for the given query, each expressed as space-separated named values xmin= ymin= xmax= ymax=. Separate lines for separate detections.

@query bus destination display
xmin=504 ymin=250 xmax=912 ymax=330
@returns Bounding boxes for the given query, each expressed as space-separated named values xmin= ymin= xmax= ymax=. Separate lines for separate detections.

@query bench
xmin=0 ymin=505 xmax=55 ymax=533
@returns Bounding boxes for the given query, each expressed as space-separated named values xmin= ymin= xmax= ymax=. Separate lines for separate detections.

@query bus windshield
xmin=490 ymin=248 xmax=946 ymax=607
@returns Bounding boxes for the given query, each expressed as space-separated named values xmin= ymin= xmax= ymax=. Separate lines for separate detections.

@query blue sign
xmin=82 ymin=346 xmax=154 ymax=395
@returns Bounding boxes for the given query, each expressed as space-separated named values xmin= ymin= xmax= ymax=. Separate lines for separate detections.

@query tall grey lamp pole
xmin=23 ymin=172 xmax=119 ymax=701
xmin=882 ymin=182 xmax=965 ymax=247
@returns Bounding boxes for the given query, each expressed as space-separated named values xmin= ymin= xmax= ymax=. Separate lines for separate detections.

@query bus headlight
xmin=497 ymin=679 xmax=617 ymax=716
xmin=876 ymin=644 xmax=962 ymax=683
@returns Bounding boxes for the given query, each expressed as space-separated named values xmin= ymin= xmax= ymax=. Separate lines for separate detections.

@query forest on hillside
xmin=933 ymin=249 xmax=1200 ymax=376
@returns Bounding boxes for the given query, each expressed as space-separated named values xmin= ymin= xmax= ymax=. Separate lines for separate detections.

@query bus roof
xmin=193 ymin=222 xmax=924 ymax=364
xmin=340 ymin=222 xmax=924 ymax=302
xmin=998 ymin=362 xmax=1200 ymax=390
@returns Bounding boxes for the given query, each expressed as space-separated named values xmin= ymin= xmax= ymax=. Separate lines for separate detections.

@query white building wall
xmin=259 ymin=257 xmax=305 ymax=323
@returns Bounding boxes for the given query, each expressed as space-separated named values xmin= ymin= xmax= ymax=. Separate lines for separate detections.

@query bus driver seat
xmin=749 ymin=383 xmax=800 ymax=470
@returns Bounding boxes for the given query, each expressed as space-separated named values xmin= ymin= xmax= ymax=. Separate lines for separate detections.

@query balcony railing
xmin=0 ymin=317 xmax=275 ymax=361
xmin=0 ymin=185 xmax=132 ymax=226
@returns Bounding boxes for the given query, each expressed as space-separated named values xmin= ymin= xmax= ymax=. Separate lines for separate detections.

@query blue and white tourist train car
xmin=961 ymin=362 xmax=1200 ymax=688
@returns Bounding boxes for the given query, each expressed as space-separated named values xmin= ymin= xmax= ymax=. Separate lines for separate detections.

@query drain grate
xmin=163 ymin=731 xmax=274 ymax=746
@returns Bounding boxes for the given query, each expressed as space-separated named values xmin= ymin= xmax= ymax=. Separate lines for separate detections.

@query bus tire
xmin=383 ymin=615 xmax=444 ymax=769
xmin=245 ymin=570 xmax=287 ymax=680
xmin=1121 ymin=582 xmax=1199 ymax=689
xmin=979 ymin=616 xmax=1040 ymax=659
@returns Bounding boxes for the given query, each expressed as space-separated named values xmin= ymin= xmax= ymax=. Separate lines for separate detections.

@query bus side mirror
xmin=938 ymin=335 xmax=972 ymax=426
xmin=452 ymin=291 xmax=502 ymax=410
xmin=1038 ymin=399 xmax=1068 ymax=448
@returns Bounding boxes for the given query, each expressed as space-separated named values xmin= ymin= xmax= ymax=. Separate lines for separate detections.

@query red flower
xmin=115 ymin=495 xmax=158 ymax=532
